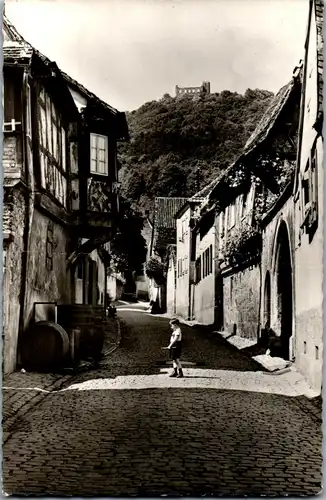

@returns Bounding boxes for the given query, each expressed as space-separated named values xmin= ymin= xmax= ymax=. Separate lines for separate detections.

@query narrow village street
xmin=3 ymin=304 xmax=322 ymax=497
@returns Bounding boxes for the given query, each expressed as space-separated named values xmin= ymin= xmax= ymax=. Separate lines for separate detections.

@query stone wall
xmin=261 ymin=196 xmax=295 ymax=343
xmin=223 ymin=265 xmax=260 ymax=340
xmin=3 ymin=135 xmax=23 ymax=177
xmin=23 ymin=209 xmax=73 ymax=331
xmin=3 ymin=187 xmax=26 ymax=374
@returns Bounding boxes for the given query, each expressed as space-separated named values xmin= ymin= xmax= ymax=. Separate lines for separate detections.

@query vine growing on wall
xmin=223 ymin=221 xmax=262 ymax=267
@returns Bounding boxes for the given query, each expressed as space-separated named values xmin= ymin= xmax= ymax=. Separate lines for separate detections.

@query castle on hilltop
xmin=175 ymin=81 xmax=210 ymax=97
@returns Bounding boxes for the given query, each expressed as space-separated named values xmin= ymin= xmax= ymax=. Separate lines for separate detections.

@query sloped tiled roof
xmin=189 ymin=70 xmax=300 ymax=207
xmin=3 ymin=15 xmax=125 ymax=123
xmin=189 ymin=171 xmax=226 ymax=202
xmin=152 ymin=197 xmax=188 ymax=252
xmin=154 ymin=197 xmax=188 ymax=229
xmin=244 ymin=77 xmax=297 ymax=154
xmin=61 ymin=71 xmax=119 ymax=116
xmin=3 ymin=15 xmax=24 ymax=41
xmin=3 ymin=41 xmax=33 ymax=62
xmin=315 ymin=0 xmax=323 ymax=125
xmin=3 ymin=17 xmax=33 ymax=63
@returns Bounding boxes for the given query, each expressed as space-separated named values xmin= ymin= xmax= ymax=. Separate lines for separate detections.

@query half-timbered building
xmin=3 ymin=16 xmax=128 ymax=372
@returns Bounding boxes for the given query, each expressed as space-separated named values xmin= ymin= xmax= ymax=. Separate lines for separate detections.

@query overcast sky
xmin=5 ymin=0 xmax=308 ymax=112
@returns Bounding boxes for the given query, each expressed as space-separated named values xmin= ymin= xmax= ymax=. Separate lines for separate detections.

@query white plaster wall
xmin=194 ymin=225 xmax=215 ymax=325
xmin=293 ymin=9 xmax=323 ymax=393
xmin=295 ymin=137 xmax=323 ymax=392
xmin=90 ymin=249 xmax=106 ymax=305
xmin=176 ymin=208 xmax=191 ymax=319
xmin=107 ymin=275 xmax=117 ymax=301
xmin=166 ymin=256 xmax=176 ymax=316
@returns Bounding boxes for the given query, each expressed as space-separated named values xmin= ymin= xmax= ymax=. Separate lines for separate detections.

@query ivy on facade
xmin=223 ymin=221 xmax=262 ymax=267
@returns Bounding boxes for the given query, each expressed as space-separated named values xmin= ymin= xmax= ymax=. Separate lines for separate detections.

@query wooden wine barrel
xmin=57 ymin=305 xmax=105 ymax=362
xmin=20 ymin=321 xmax=69 ymax=372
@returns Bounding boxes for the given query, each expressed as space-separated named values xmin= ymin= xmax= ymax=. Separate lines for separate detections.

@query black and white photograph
xmin=2 ymin=0 xmax=323 ymax=496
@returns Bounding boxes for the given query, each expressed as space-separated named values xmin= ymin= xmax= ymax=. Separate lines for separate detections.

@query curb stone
xmin=100 ymin=315 xmax=121 ymax=361
xmin=168 ymin=320 xmax=322 ymax=420
xmin=211 ymin=330 xmax=322 ymax=421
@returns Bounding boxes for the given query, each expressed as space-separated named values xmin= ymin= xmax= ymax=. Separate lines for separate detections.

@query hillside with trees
xmin=118 ymin=89 xmax=274 ymax=213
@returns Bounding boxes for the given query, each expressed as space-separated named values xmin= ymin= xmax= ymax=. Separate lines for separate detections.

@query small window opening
xmin=315 ymin=346 xmax=319 ymax=360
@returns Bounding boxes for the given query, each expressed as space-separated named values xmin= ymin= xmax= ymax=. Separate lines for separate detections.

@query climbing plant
xmin=224 ymin=221 xmax=262 ymax=267
xmin=145 ymin=257 xmax=166 ymax=285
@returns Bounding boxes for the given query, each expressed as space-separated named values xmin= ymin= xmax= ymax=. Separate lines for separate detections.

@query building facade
xmin=175 ymin=205 xmax=192 ymax=319
xmin=166 ymin=246 xmax=177 ymax=316
xmin=134 ymin=217 xmax=153 ymax=301
xmin=293 ymin=0 xmax=323 ymax=392
xmin=175 ymin=81 xmax=210 ymax=97
xmin=217 ymin=183 xmax=261 ymax=340
xmin=2 ymin=17 xmax=128 ymax=373
xmin=260 ymin=185 xmax=295 ymax=360
xmin=193 ymin=208 xmax=216 ymax=325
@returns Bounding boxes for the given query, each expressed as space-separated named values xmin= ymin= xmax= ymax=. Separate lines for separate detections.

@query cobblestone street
xmin=3 ymin=304 xmax=322 ymax=497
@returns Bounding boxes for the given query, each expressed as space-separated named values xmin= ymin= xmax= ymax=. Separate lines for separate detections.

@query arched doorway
xmin=275 ymin=222 xmax=293 ymax=360
xmin=264 ymin=272 xmax=271 ymax=329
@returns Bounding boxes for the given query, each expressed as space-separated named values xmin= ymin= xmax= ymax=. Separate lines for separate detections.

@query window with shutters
xmin=201 ymin=245 xmax=213 ymax=279
xmin=301 ymin=144 xmax=318 ymax=235
xmin=219 ymin=211 xmax=225 ymax=238
xmin=184 ymin=256 xmax=188 ymax=274
xmin=209 ymin=244 xmax=213 ymax=274
xmin=195 ymin=257 xmax=201 ymax=284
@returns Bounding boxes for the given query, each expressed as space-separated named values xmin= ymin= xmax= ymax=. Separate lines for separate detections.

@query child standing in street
xmin=162 ymin=319 xmax=184 ymax=378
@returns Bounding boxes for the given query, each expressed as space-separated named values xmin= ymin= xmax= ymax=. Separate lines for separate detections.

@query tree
xmin=118 ymin=88 xmax=274 ymax=213
xmin=110 ymin=197 xmax=147 ymax=276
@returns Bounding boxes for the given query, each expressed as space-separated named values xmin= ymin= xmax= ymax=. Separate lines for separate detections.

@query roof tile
xmin=3 ymin=41 xmax=33 ymax=62
xmin=154 ymin=197 xmax=188 ymax=230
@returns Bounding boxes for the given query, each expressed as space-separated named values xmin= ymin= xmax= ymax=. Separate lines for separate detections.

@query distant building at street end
xmin=148 ymin=197 xmax=188 ymax=313
xmin=175 ymin=81 xmax=210 ymax=97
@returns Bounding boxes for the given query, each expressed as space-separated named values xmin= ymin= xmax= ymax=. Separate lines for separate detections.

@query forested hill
xmin=118 ymin=89 xmax=274 ymax=213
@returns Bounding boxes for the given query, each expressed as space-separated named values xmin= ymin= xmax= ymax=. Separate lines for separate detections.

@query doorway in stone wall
xmin=276 ymin=222 xmax=293 ymax=360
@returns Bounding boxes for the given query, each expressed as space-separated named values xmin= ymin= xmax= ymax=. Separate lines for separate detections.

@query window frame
xmin=90 ymin=133 xmax=109 ymax=176
xmin=300 ymin=144 xmax=319 ymax=233
xmin=38 ymin=88 xmax=68 ymax=208
xmin=195 ymin=256 xmax=201 ymax=284
xmin=3 ymin=71 xmax=23 ymax=132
